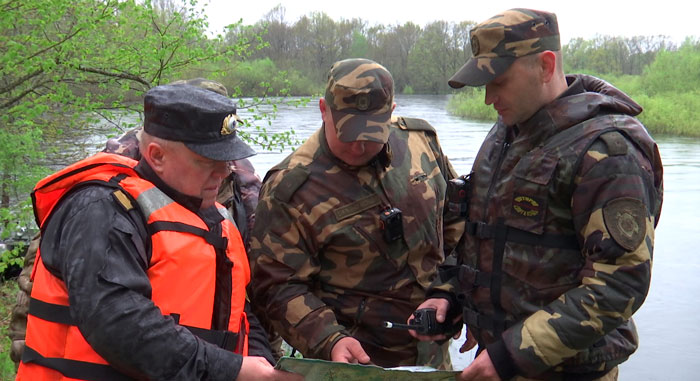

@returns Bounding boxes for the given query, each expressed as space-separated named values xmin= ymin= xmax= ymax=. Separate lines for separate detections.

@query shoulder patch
xmin=602 ymin=197 xmax=646 ymax=251
xmin=112 ymin=189 xmax=134 ymax=212
xmin=274 ymin=165 xmax=310 ymax=203
xmin=398 ymin=117 xmax=436 ymax=134
xmin=599 ymin=131 xmax=628 ymax=156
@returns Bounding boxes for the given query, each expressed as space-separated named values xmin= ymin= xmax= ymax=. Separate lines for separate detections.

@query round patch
xmin=356 ymin=94 xmax=370 ymax=111
xmin=471 ymin=35 xmax=480 ymax=56
xmin=513 ymin=195 xmax=539 ymax=217
xmin=602 ymin=197 xmax=647 ymax=251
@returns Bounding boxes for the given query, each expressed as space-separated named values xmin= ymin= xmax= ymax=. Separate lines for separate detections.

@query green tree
xmin=407 ymin=21 xmax=464 ymax=94
xmin=641 ymin=38 xmax=700 ymax=95
xmin=0 ymin=0 xmax=263 ymax=269
xmin=368 ymin=22 xmax=422 ymax=93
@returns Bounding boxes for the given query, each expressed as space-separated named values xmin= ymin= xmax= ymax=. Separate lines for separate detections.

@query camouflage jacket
xmin=433 ymin=75 xmax=663 ymax=379
xmin=249 ymin=117 xmax=463 ymax=365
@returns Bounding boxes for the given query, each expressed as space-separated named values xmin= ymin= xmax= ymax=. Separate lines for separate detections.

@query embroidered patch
xmin=513 ymin=194 xmax=541 ymax=217
xmin=603 ymin=197 xmax=646 ymax=251
xmin=334 ymin=194 xmax=382 ymax=221
xmin=471 ymin=35 xmax=480 ymax=56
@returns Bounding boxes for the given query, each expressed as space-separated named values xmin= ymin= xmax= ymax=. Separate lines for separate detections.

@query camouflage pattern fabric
xmin=7 ymin=233 xmax=39 ymax=366
xmin=449 ymin=8 xmax=560 ymax=88
xmin=433 ymin=74 xmax=663 ymax=379
xmin=170 ymin=78 xmax=229 ymax=97
xmin=249 ymin=116 xmax=463 ymax=369
xmin=325 ymin=58 xmax=394 ymax=144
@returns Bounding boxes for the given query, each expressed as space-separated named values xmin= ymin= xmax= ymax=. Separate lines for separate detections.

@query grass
xmin=0 ymin=280 xmax=18 ymax=380
xmin=447 ymin=85 xmax=700 ymax=137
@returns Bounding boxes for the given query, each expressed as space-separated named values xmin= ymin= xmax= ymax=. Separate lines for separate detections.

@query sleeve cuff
xmin=486 ymin=339 xmax=519 ymax=381
xmin=425 ymin=291 xmax=460 ymax=316
xmin=320 ymin=331 xmax=350 ymax=360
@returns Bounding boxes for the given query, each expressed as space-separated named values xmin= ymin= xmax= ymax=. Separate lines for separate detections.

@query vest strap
xmin=182 ymin=324 xmax=241 ymax=353
xmin=28 ymin=297 xmax=74 ymax=325
xmin=149 ymin=221 xmax=228 ymax=249
xmin=462 ymin=306 xmax=514 ymax=335
xmin=30 ymin=297 xmax=243 ymax=353
xmin=442 ymin=265 xmax=491 ymax=292
xmin=465 ymin=221 xmax=579 ymax=250
xmin=27 ymin=297 xmax=75 ymax=325
xmin=22 ymin=345 xmax=131 ymax=381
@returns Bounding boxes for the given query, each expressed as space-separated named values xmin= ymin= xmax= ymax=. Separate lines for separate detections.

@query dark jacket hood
xmin=528 ymin=74 xmax=643 ymax=135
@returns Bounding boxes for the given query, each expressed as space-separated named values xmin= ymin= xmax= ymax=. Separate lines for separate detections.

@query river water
xmin=238 ymin=94 xmax=700 ymax=380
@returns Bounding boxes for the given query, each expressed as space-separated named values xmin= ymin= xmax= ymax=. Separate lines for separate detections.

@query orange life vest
xmin=17 ymin=152 xmax=250 ymax=380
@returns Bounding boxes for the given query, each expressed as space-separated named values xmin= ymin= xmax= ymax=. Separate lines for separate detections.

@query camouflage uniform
xmin=7 ymin=78 xmax=268 ymax=365
xmin=249 ymin=59 xmax=463 ymax=369
xmin=440 ymin=74 xmax=663 ymax=380
xmin=437 ymin=10 xmax=664 ymax=379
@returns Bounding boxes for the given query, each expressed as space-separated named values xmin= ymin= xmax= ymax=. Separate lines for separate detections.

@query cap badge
xmin=221 ymin=114 xmax=236 ymax=136
xmin=471 ymin=35 xmax=480 ymax=56
xmin=356 ymin=94 xmax=370 ymax=111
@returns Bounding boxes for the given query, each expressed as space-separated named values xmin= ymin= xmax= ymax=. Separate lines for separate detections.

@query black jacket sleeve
xmin=244 ymin=302 xmax=275 ymax=365
xmin=40 ymin=185 xmax=243 ymax=380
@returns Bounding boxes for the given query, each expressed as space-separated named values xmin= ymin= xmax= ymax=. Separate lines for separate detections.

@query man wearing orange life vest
xmin=16 ymin=84 xmax=300 ymax=380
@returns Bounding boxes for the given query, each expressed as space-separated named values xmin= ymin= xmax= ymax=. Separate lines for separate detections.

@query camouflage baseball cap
xmin=448 ymin=8 xmax=560 ymax=88
xmin=324 ymin=58 xmax=394 ymax=144
xmin=170 ymin=78 xmax=228 ymax=96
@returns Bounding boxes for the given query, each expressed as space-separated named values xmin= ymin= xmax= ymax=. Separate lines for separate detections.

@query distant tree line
xmin=223 ymin=5 xmax=688 ymax=96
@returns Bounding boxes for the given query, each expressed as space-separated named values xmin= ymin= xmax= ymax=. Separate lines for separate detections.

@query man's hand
xmin=407 ymin=298 xmax=462 ymax=341
xmin=330 ymin=336 xmax=371 ymax=364
xmin=237 ymin=356 xmax=304 ymax=381
xmin=457 ymin=349 xmax=501 ymax=381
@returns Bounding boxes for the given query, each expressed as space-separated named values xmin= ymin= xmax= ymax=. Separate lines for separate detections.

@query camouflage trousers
xmin=513 ymin=367 xmax=619 ymax=381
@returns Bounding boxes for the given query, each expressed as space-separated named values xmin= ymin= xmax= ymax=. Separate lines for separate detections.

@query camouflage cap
xmin=170 ymin=78 xmax=228 ymax=97
xmin=448 ymin=8 xmax=560 ymax=88
xmin=324 ymin=58 xmax=394 ymax=143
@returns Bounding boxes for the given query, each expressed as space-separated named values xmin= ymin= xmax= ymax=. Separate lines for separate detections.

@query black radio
xmin=380 ymin=207 xmax=403 ymax=243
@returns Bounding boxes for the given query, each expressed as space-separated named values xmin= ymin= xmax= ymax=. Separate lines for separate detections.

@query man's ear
xmin=319 ymin=97 xmax=327 ymax=115
xmin=540 ymin=50 xmax=557 ymax=83
xmin=144 ymin=142 xmax=166 ymax=174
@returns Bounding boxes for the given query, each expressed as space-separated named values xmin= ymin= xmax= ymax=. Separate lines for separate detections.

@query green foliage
xmin=221 ymin=58 xmax=316 ymax=97
xmin=563 ymin=35 xmax=673 ymax=75
xmin=402 ymin=85 xmax=415 ymax=95
xmin=641 ymin=39 xmax=700 ymax=95
xmin=0 ymin=0 xmax=301 ymax=254
xmin=447 ymin=89 xmax=497 ymax=122
xmin=0 ymin=199 xmax=33 ymax=276
xmin=0 ymin=280 xmax=18 ymax=379
xmin=406 ymin=21 xmax=471 ymax=94
xmin=349 ymin=30 xmax=369 ymax=58
xmin=447 ymin=38 xmax=700 ymax=137
xmin=634 ymin=91 xmax=700 ymax=136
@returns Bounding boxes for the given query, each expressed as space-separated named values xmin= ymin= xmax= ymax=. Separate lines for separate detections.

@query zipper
xmin=482 ymin=138 xmax=511 ymax=218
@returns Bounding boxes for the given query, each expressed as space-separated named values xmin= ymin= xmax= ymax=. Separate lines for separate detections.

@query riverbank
xmin=446 ymin=76 xmax=700 ymax=137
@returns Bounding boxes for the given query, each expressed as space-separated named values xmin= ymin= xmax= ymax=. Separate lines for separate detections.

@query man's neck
xmin=135 ymin=159 xmax=203 ymax=211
